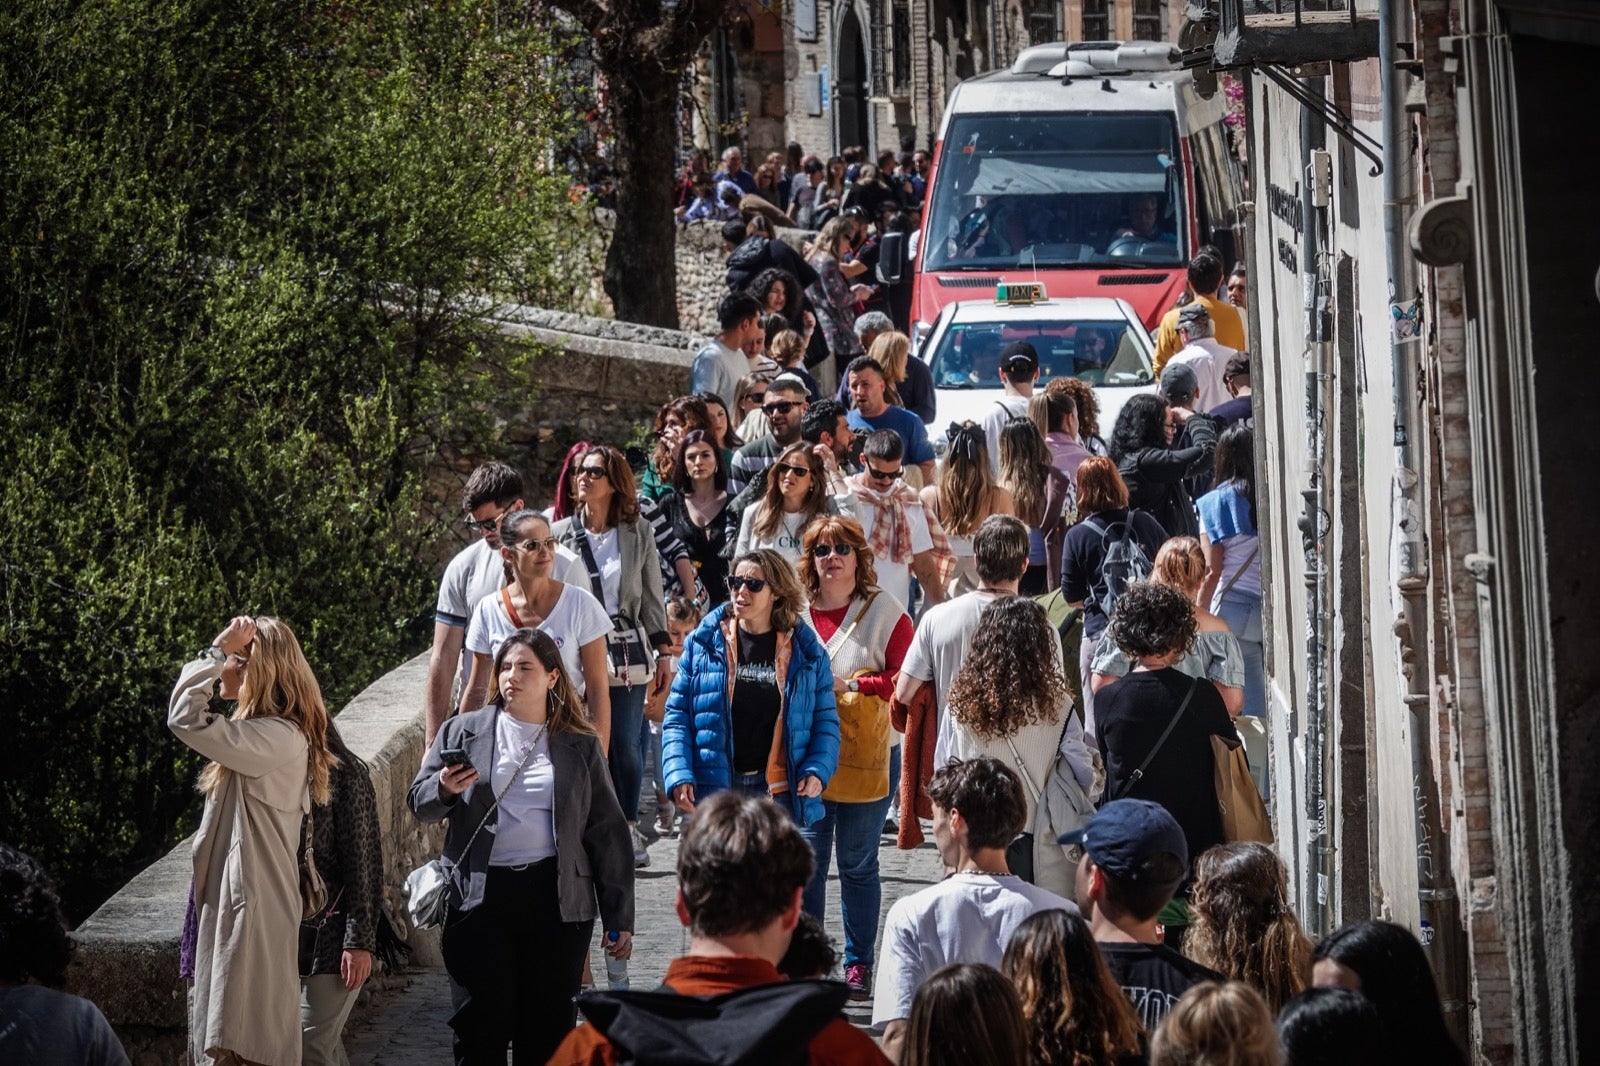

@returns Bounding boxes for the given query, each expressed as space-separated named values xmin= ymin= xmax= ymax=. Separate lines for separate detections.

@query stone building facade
xmin=1182 ymin=0 xmax=1600 ymax=1060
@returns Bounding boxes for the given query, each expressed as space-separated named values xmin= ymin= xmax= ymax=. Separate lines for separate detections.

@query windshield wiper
xmin=938 ymin=382 xmax=975 ymax=390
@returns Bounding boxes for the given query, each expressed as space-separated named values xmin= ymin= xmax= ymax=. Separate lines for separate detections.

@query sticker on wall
xmin=1390 ymin=297 xmax=1423 ymax=342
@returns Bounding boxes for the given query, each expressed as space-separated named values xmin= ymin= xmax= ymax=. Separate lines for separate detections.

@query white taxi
xmin=915 ymin=285 xmax=1157 ymax=452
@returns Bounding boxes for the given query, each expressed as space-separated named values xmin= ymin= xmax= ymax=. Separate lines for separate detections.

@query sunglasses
xmin=726 ymin=575 xmax=769 ymax=594
xmin=516 ymin=537 xmax=559 ymax=554
xmin=464 ymin=508 xmax=510 ymax=533
xmin=809 ymin=542 xmax=854 ymax=559
xmin=776 ymin=462 xmax=812 ymax=478
xmin=763 ymin=400 xmax=800 ymax=416
xmin=575 ymin=466 xmax=609 ymax=480
xmin=866 ymin=466 xmax=903 ymax=481
xmin=747 ymin=392 xmax=767 ymax=406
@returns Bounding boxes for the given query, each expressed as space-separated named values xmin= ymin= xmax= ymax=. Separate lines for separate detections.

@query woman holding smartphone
xmin=409 ymin=628 xmax=635 ymax=1065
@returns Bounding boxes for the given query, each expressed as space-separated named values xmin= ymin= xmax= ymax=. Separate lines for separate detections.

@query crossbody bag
xmin=571 ymin=524 xmax=652 ymax=688
xmin=1112 ymin=675 xmax=1200 ymax=800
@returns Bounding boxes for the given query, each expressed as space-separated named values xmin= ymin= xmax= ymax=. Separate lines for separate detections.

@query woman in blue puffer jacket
xmin=662 ymin=549 xmax=840 ymax=831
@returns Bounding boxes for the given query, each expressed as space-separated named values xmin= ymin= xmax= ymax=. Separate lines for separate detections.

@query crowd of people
xmin=0 ymin=141 xmax=1460 ymax=1066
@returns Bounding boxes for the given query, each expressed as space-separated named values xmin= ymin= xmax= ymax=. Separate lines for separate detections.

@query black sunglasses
xmin=866 ymin=466 xmax=903 ymax=481
xmin=810 ymin=542 xmax=854 ymax=559
xmin=726 ymin=575 xmax=769 ymax=594
xmin=575 ymin=466 xmax=609 ymax=480
xmin=763 ymin=400 xmax=800 ymax=416
xmin=776 ymin=462 xmax=812 ymax=478
xmin=748 ymin=392 xmax=767 ymax=406
xmin=464 ymin=507 xmax=511 ymax=532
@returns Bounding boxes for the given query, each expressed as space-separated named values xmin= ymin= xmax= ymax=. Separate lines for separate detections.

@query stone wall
xmin=64 ymin=655 xmax=441 ymax=1066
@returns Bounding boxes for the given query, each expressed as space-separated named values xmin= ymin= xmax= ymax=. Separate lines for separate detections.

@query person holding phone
xmin=409 ymin=628 xmax=635 ymax=1065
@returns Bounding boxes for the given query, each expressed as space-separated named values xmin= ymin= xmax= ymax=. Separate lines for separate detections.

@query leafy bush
xmin=0 ymin=0 xmax=586 ymax=918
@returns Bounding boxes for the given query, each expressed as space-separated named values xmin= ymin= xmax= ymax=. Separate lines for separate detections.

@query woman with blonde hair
xmin=1184 ymin=842 xmax=1313 ymax=1013
xmin=797 ymin=515 xmax=912 ymax=999
xmin=1000 ymin=909 xmax=1145 ymax=1066
xmin=920 ymin=420 xmax=1013 ymax=594
xmin=169 ymin=615 xmax=337 ymax=1066
xmin=998 ymin=416 xmax=1072 ymax=595
xmin=805 ymin=216 xmax=867 ymax=376
xmin=1150 ymin=981 xmax=1282 ymax=1066
xmin=1088 ymin=536 xmax=1246 ymax=718
xmin=410 ymin=628 xmax=635 ymax=1064
xmin=734 ymin=441 xmax=849 ymax=566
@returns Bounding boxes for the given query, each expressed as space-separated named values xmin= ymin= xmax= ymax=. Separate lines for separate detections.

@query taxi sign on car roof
xmin=995 ymin=280 xmax=1048 ymax=305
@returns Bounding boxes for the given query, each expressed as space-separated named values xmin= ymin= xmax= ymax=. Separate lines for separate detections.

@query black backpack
xmin=576 ymin=980 xmax=851 ymax=1066
xmin=1082 ymin=514 xmax=1154 ymax=620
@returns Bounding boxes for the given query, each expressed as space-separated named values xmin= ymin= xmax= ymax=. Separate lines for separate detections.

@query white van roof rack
xmin=1009 ymin=39 xmax=1180 ymax=76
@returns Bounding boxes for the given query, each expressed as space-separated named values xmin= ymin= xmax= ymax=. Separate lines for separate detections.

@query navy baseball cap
xmin=1058 ymin=799 xmax=1189 ymax=883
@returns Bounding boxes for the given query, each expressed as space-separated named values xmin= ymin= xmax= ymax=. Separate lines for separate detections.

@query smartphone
xmin=440 ymin=747 xmax=471 ymax=770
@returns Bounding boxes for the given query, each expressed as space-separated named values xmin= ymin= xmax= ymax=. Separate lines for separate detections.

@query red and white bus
xmin=905 ymin=41 xmax=1244 ymax=335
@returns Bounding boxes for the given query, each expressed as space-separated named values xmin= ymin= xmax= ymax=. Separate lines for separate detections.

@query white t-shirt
xmin=852 ymin=498 xmax=934 ymax=608
xmin=1169 ymin=337 xmax=1236 ymax=414
xmin=464 ymin=583 xmax=613 ymax=697
xmin=871 ymin=873 xmax=1077 ymax=1026
xmin=981 ymin=394 xmax=1032 ymax=478
xmin=901 ymin=589 xmax=1012 ymax=769
xmin=582 ymin=526 xmax=623 ymax=615
xmin=735 ymin=506 xmax=811 ymax=566
xmin=436 ymin=539 xmax=587 ymax=626
xmin=487 ymin=714 xmax=556 ymax=866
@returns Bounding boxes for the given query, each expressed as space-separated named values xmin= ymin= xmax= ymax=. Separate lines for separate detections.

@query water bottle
xmin=604 ymin=930 xmax=629 ymax=990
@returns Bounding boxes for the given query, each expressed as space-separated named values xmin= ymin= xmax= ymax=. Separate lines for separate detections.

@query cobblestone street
xmin=344 ymin=827 xmax=945 ymax=1064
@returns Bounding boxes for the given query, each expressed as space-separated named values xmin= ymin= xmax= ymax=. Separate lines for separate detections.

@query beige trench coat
xmin=170 ymin=659 xmax=308 ymax=1066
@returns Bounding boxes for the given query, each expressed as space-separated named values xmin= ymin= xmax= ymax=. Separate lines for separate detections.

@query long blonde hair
xmin=867 ymin=330 xmax=910 ymax=385
xmin=938 ymin=421 xmax=999 ymax=537
xmin=998 ymin=416 xmax=1050 ymax=527
xmin=198 ymin=617 xmax=336 ymax=805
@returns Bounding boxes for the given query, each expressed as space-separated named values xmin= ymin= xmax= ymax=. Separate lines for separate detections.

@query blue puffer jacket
xmin=661 ymin=604 xmax=840 ymax=826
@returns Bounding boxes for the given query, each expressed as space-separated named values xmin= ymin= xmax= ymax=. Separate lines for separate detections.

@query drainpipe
xmin=1295 ymin=76 xmax=1334 ymax=938
xmin=1380 ymin=0 xmax=1470 ymax=1047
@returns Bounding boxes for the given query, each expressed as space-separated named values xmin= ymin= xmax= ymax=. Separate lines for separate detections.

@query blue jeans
xmin=1216 ymin=589 xmax=1267 ymax=795
xmin=607 ymin=684 xmax=647 ymax=824
xmin=800 ymin=746 xmax=900 ymax=966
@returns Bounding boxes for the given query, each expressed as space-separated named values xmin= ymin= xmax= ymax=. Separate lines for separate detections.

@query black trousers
xmin=441 ymin=860 xmax=595 ymax=1066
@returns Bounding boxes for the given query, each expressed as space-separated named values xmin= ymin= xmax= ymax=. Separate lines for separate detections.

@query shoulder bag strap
xmin=1003 ymin=733 xmax=1044 ymax=805
xmin=453 ymin=722 xmax=543 ymax=863
xmin=499 ymin=587 xmax=525 ymax=629
xmin=1214 ymin=542 xmax=1260 ymax=602
xmin=569 ymin=521 xmax=610 ymax=604
xmin=1113 ymin=676 xmax=1199 ymax=800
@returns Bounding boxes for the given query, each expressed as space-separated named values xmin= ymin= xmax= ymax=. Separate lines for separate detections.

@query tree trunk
xmin=603 ymin=67 xmax=681 ymax=329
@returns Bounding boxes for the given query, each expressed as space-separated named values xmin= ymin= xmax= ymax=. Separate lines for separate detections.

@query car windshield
xmin=926 ymin=318 xmax=1153 ymax=389
xmin=923 ymin=112 xmax=1187 ymax=272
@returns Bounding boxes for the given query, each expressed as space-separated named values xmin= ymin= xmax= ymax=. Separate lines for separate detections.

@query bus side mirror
xmin=877 ymin=232 xmax=905 ymax=285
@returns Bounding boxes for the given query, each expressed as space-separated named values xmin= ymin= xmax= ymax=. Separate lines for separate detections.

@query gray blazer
xmin=552 ymin=510 xmax=670 ymax=647
xmin=407 ymin=707 xmax=635 ymax=930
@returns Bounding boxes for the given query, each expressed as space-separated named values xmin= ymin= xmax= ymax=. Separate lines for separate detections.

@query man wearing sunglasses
xmin=424 ymin=462 xmax=584 ymax=745
xmin=728 ymin=376 xmax=810 ymax=496
xmin=846 ymin=430 xmax=947 ymax=611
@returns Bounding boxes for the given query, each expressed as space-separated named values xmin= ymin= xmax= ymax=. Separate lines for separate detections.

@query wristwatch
xmin=200 ymin=645 xmax=227 ymax=664
xmin=846 ymin=678 xmax=861 ymax=693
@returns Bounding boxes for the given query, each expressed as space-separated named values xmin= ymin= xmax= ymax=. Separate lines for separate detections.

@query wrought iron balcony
xmin=1181 ymin=0 xmax=1379 ymax=70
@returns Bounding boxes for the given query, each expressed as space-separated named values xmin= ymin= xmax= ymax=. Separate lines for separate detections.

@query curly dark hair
xmin=746 ymin=266 xmax=803 ymax=325
xmin=946 ymin=597 xmax=1067 ymax=741
xmin=1107 ymin=580 xmax=1196 ymax=660
xmin=1107 ymin=392 xmax=1170 ymax=462
xmin=0 ymin=843 xmax=74 ymax=986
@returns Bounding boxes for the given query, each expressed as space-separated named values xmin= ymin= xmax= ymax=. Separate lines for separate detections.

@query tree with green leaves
xmin=0 ymin=0 xmax=588 ymax=917
xmin=545 ymin=0 xmax=739 ymax=327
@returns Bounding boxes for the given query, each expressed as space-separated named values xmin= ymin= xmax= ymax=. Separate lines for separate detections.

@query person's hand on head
xmin=213 ymin=616 xmax=257 ymax=657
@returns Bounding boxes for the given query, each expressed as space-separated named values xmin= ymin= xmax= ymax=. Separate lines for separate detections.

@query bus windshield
xmin=923 ymin=112 xmax=1188 ymax=272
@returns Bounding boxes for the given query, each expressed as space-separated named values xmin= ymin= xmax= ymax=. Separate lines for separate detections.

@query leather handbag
xmin=1212 ymin=732 xmax=1273 ymax=843
xmin=572 ymin=526 xmax=653 ymax=688
xmin=817 ymin=596 xmax=891 ymax=804
xmin=405 ymin=733 xmax=541 ymax=930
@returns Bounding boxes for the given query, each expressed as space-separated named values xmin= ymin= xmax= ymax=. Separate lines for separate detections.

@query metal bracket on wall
xmin=1257 ymin=63 xmax=1385 ymax=177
